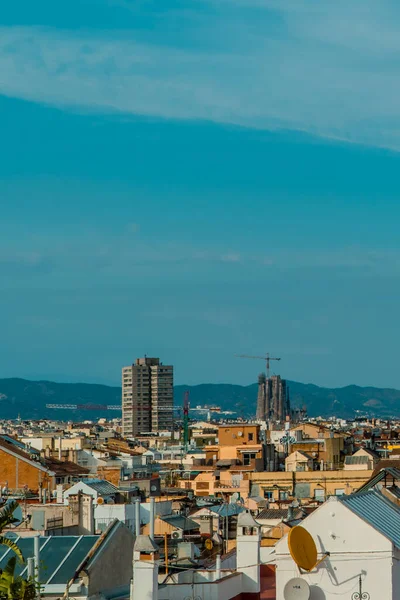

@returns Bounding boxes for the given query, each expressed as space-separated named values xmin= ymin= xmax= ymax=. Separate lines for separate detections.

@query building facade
xmin=275 ymin=490 xmax=400 ymax=600
xmin=122 ymin=357 xmax=173 ymax=437
xmin=257 ymin=374 xmax=290 ymax=422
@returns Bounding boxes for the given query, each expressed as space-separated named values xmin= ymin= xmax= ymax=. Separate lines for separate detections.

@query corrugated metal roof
xmin=81 ymin=479 xmax=119 ymax=496
xmin=257 ymin=508 xmax=304 ymax=521
xmin=340 ymin=489 xmax=400 ymax=548
xmin=160 ymin=515 xmax=199 ymax=531
xmin=345 ymin=455 xmax=369 ymax=465
xmin=209 ymin=503 xmax=245 ymax=517
xmin=387 ymin=486 xmax=400 ymax=499
xmin=1 ymin=436 xmax=40 ymax=455
xmin=0 ymin=535 xmax=98 ymax=584
xmin=357 ymin=466 xmax=400 ymax=493
xmin=372 ymin=461 xmax=400 ymax=477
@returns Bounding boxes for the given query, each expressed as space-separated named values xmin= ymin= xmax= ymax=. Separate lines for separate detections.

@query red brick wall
xmin=96 ymin=467 xmax=121 ymax=486
xmin=0 ymin=449 xmax=54 ymax=492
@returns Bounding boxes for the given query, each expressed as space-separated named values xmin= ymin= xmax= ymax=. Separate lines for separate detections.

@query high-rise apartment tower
xmin=256 ymin=373 xmax=290 ymax=422
xmin=122 ymin=357 xmax=174 ymax=437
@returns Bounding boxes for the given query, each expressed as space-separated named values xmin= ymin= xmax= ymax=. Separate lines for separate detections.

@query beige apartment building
xmin=122 ymin=357 xmax=173 ymax=437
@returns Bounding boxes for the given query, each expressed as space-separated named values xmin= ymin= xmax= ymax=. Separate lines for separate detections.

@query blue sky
xmin=1 ymin=0 xmax=400 ymax=389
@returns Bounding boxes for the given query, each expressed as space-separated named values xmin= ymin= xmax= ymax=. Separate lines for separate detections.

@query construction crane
xmin=235 ymin=353 xmax=281 ymax=378
xmin=46 ymin=403 xmax=176 ymax=412
xmin=183 ymin=391 xmax=190 ymax=452
xmin=46 ymin=403 xmax=121 ymax=411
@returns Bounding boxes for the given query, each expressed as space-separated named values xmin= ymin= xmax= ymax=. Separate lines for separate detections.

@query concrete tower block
xmin=236 ymin=511 xmax=261 ymax=597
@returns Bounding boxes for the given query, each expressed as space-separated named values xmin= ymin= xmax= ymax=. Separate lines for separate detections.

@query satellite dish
xmin=230 ymin=492 xmax=240 ymax=504
xmin=205 ymin=538 xmax=213 ymax=550
xmin=97 ymin=497 xmax=105 ymax=505
xmin=4 ymin=531 xmax=19 ymax=540
xmin=288 ymin=526 xmax=318 ymax=572
xmin=284 ymin=578 xmax=310 ymax=600
xmin=5 ymin=501 xmax=23 ymax=527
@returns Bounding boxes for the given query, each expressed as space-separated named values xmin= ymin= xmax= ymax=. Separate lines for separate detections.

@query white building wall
xmin=392 ymin=547 xmax=400 ymax=599
xmin=275 ymin=497 xmax=395 ymax=600
xmin=63 ymin=481 xmax=99 ymax=503
xmin=236 ymin=531 xmax=260 ymax=594
xmin=140 ymin=500 xmax=172 ymax=523
xmin=76 ymin=449 xmax=101 ymax=473
xmin=157 ymin=573 xmax=242 ymax=600
xmin=21 ymin=437 xmax=46 ymax=450
xmin=94 ymin=500 xmax=172 ymax=532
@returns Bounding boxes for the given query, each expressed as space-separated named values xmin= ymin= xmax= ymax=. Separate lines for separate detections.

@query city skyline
xmin=2 ymin=1 xmax=400 ymax=390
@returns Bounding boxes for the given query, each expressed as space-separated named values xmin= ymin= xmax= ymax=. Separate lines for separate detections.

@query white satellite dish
xmin=284 ymin=578 xmax=310 ymax=600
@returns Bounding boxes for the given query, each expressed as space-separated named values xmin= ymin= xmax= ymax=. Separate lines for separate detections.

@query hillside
xmin=0 ymin=378 xmax=399 ymax=421
xmin=175 ymin=382 xmax=400 ymax=419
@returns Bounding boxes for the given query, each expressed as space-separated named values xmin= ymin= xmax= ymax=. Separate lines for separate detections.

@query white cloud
xmin=220 ymin=253 xmax=241 ymax=263
xmin=1 ymin=5 xmax=400 ymax=148
xmin=126 ymin=222 xmax=140 ymax=234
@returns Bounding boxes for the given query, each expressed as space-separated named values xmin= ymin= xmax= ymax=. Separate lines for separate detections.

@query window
xmin=279 ymin=490 xmax=288 ymax=501
xmin=314 ymin=488 xmax=325 ymax=502
xmin=264 ymin=491 xmax=273 ymax=500
xmin=243 ymin=453 xmax=256 ymax=466
xmin=335 ymin=488 xmax=345 ymax=496
xmin=248 ymin=432 xmax=254 ymax=442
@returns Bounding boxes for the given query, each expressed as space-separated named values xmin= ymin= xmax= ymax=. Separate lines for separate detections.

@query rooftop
xmin=257 ymin=508 xmax=304 ymax=521
xmin=209 ymin=503 xmax=245 ymax=517
xmin=0 ymin=435 xmax=90 ymax=478
xmin=0 ymin=535 xmax=98 ymax=585
xmin=372 ymin=460 xmax=400 ymax=477
xmin=160 ymin=515 xmax=200 ymax=531
xmin=345 ymin=455 xmax=369 ymax=465
xmin=79 ymin=479 xmax=119 ymax=496
xmin=340 ymin=489 xmax=400 ymax=548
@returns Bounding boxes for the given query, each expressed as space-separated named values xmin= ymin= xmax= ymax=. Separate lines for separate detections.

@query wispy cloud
xmin=126 ymin=222 xmax=140 ymax=234
xmin=1 ymin=1 xmax=400 ymax=149
xmin=1 ymin=231 xmax=399 ymax=284
xmin=220 ymin=253 xmax=241 ymax=263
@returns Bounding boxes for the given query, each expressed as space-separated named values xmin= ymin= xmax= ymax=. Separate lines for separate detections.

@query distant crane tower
xmin=183 ymin=391 xmax=190 ymax=451
xmin=235 ymin=353 xmax=281 ymax=378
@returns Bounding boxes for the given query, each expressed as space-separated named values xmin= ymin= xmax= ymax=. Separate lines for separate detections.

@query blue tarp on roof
xmin=341 ymin=489 xmax=400 ymax=548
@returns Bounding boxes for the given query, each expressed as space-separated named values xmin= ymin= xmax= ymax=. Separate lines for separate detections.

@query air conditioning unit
xmin=171 ymin=530 xmax=183 ymax=540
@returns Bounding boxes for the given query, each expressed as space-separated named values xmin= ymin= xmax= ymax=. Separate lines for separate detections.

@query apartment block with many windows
xmin=122 ymin=357 xmax=173 ymax=438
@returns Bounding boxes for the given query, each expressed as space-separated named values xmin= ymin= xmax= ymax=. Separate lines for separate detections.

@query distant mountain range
xmin=0 ymin=378 xmax=399 ymax=421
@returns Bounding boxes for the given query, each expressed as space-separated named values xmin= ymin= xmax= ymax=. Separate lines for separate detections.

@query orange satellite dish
xmin=288 ymin=526 xmax=318 ymax=572
xmin=205 ymin=539 xmax=213 ymax=550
